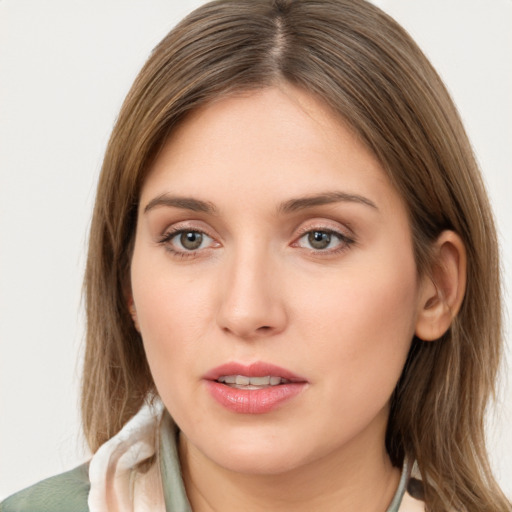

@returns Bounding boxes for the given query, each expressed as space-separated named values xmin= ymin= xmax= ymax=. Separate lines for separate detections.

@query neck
xmin=179 ymin=412 xmax=401 ymax=512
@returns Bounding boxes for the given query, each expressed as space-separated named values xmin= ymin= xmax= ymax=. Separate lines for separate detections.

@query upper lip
xmin=203 ymin=361 xmax=307 ymax=383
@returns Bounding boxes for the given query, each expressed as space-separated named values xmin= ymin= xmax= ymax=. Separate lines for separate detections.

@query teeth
xmin=246 ymin=376 xmax=269 ymax=386
xmin=236 ymin=375 xmax=250 ymax=385
xmin=217 ymin=375 xmax=288 ymax=387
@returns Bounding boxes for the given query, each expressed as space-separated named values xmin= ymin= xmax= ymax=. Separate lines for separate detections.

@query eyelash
xmin=157 ymin=225 xmax=355 ymax=259
xmin=293 ymin=226 xmax=355 ymax=256
xmin=157 ymin=228 xmax=216 ymax=259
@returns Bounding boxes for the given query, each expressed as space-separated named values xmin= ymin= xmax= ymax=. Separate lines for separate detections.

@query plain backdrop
xmin=1 ymin=0 xmax=511 ymax=501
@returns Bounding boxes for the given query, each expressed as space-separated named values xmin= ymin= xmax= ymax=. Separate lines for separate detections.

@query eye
xmin=176 ymin=231 xmax=207 ymax=250
xmin=159 ymin=229 xmax=216 ymax=254
xmin=306 ymin=231 xmax=334 ymax=250
xmin=295 ymin=229 xmax=353 ymax=252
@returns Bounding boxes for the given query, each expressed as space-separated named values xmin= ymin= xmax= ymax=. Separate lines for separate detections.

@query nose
xmin=216 ymin=246 xmax=287 ymax=340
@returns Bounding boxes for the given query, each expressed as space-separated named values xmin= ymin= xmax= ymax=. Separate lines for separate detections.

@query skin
xmin=130 ymin=85 xmax=445 ymax=511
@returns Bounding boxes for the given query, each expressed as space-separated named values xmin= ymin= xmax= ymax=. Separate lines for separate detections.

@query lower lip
xmin=205 ymin=381 xmax=306 ymax=414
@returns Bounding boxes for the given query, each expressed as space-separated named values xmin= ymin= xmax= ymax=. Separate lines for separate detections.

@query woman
xmin=2 ymin=0 xmax=510 ymax=511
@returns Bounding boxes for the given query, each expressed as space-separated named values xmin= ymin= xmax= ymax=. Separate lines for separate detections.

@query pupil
xmin=181 ymin=231 xmax=203 ymax=250
xmin=309 ymin=231 xmax=330 ymax=249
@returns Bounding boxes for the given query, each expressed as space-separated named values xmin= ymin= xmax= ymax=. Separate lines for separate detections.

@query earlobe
xmin=415 ymin=231 xmax=467 ymax=342
xmin=128 ymin=296 xmax=141 ymax=332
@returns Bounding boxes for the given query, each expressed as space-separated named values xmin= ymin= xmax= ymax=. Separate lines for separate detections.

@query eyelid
xmin=157 ymin=221 xmax=221 ymax=258
xmin=159 ymin=228 xmax=213 ymax=245
xmin=291 ymin=219 xmax=356 ymax=254
xmin=156 ymin=219 xmax=218 ymax=240
xmin=293 ymin=218 xmax=355 ymax=239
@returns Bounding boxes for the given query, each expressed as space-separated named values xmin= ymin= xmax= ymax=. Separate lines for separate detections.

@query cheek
xmin=130 ymin=248 xmax=215 ymax=386
xmin=297 ymin=249 xmax=419 ymax=402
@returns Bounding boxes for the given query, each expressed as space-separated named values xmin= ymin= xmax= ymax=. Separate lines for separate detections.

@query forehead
xmin=140 ymin=85 xmax=402 ymax=216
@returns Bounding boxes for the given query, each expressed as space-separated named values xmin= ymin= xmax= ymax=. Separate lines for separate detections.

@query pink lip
xmin=203 ymin=361 xmax=306 ymax=382
xmin=203 ymin=362 xmax=308 ymax=414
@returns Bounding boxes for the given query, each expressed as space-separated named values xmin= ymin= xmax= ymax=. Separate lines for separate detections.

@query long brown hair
xmin=82 ymin=1 xmax=509 ymax=510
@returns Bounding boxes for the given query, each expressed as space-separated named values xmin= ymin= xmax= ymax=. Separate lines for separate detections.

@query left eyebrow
xmin=278 ymin=191 xmax=378 ymax=214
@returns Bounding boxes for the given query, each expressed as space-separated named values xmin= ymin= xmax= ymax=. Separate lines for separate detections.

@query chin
xmin=212 ymin=447 xmax=307 ymax=476
xmin=193 ymin=428 xmax=322 ymax=476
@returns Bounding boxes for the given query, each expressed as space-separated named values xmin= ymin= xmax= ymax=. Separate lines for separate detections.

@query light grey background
xmin=1 ymin=0 xmax=511 ymax=500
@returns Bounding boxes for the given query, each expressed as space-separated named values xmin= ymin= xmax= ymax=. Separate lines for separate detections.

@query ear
xmin=127 ymin=295 xmax=141 ymax=332
xmin=415 ymin=230 xmax=467 ymax=341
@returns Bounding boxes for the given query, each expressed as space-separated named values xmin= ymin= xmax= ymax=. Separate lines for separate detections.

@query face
xmin=131 ymin=86 xmax=426 ymax=476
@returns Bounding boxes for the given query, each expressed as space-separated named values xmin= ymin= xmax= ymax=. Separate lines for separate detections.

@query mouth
xmin=204 ymin=361 xmax=306 ymax=385
xmin=204 ymin=362 xmax=307 ymax=414
xmin=216 ymin=375 xmax=291 ymax=389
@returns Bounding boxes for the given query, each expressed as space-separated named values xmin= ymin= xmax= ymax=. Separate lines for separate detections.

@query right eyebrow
xmin=143 ymin=194 xmax=217 ymax=214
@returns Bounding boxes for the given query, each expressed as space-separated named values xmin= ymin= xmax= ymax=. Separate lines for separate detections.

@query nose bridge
xmin=216 ymin=238 xmax=286 ymax=338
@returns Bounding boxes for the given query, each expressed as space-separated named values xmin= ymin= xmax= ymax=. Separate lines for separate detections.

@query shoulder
xmin=0 ymin=463 xmax=90 ymax=512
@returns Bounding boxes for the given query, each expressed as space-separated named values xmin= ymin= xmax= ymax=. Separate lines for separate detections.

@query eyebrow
xmin=144 ymin=194 xmax=217 ymax=214
xmin=143 ymin=191 xmax=377 ymax=216
xmin=278 ymin=191 xmax=378 ymax=214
